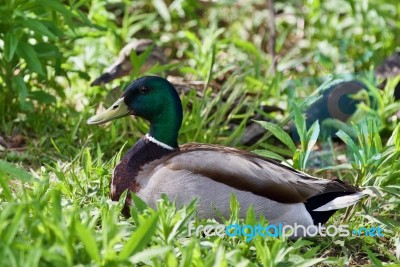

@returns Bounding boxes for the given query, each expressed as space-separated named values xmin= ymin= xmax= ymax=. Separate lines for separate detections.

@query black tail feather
xmin=305 ymin=191 xmax=356 ymax=224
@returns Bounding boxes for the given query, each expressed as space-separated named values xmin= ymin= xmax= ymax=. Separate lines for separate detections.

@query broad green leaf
xmin=17 ymin=42 xmax=44 ymax=75
xmin=152 ymin=0 xmax=171 ymax=22
xmin=119 ymin=212 xmax=159 ymax=260
xmin=167 ymin=199 xmax=197 ymax=243
xmin=2 ymin=206 xmax=24 ymax=245
xmin=130 ymin=44 xmax=155 ymax=77
xmin=233 ymin=38 xmax=260 ymax=56
xmin=322 ymin=119 xmax=357 ymax=138
xmin=291 ymin=103 xmax=306 ymax=144
xmin=25 ymin=246 xmax=42 ymax=267
xmin=35 ymin=0 xmax=72 ymax=21
xmin=126 ymin=13 xmax=158 ymax=37
xmin=131 ymin=193 xmax=149 ymax=213
xmin=252 ymin=149 xmax=287 ymax=163
xmin=165 ymin=253 xmax=178 ymax=267
xmin=254 ymin=239 xmax=268 ymax=266
xmin=13 ymin=76 xmax=34 ymax=111
xmin=245 ymin=205 xmax=256 ymax=226
xmin=129 ymin=246 xmax=172 ymax=264
xmin=336 ymin=130 xmax=362 ymax=163
xmin=184 ymin=31 xmax=202 ymax=49
xmin=364 ymin=246 xmax=384 ymax=267
xmin=20 ymin=18 xmax=57 ymax=39
xmin=4 ymin=32 xmax=18 ymax=62
xmin=0 ymin=177 xmax=13 ymax=201
xmin=255 ymin=120 xmax=297 ymax=153
xmin=51 ymin=189 xmax=62 ymax=222
xmin=229 ymin=194 xmax=240 ymax=222
xmin=179 ymin=241 xmax=194 ymax=267
xmin=303 ymin=120 xmax=320 ymax=169
xmin=387 ymin=123 xmax=400 ymax=148
xmin=33 ymin=43 xmax=61 ymax=58
xmin=29 ymin=91 xmax=57 ymax=104
xmin=0 ymin=160 xmax=35 ymax=182
xmin=75 ymin=221 xmax=101 ymax=264
xmin=82 ymin=148 xmax=92 ymax=178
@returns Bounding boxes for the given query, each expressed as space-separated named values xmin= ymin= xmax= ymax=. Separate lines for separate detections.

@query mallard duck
xmin=87 ymin=76 xmax=369 ymax=233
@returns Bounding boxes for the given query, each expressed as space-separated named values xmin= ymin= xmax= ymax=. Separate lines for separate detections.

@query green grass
xmin=1 ymin=0 xmax=400 ymax=266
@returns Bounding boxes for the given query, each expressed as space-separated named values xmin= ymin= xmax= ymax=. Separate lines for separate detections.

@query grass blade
xmin=0 ymin=160 xmax=35 ymax=183
xmin=75 ymin=221 xmax=101 ymax=264
xmin=255 ymin=120 xmax=297 ymax=153
xmin=119 ymin=212 xmax=159 ymax=260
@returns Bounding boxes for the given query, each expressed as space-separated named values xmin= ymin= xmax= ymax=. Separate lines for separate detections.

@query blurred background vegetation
xmin=0 ymin=0 xmax=399 ymax=266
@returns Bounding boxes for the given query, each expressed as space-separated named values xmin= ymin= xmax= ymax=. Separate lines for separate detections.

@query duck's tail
xmin=305 ymin=188 xmax=374 ymax=225
xmin=312 ymin=188 xmax=372 ymax=212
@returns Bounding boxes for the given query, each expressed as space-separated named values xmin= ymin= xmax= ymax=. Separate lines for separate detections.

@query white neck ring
xmin=145 ymin=134 xmax=175 ymax=150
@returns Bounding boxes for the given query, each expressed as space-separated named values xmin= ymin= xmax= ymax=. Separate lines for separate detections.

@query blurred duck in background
xmin=375 ymin=52 xmax=400 ymax=99
xmin=288 ymin=51 xmax=400 ymax=141
xmin=90 ymin=39 xmax=205 ymax=96
xmin=90 ymin=39 xmax=166 ymax=86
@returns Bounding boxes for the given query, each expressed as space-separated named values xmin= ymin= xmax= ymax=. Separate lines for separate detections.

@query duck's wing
xmin=159 ymin=143 xmax=359 ymax=204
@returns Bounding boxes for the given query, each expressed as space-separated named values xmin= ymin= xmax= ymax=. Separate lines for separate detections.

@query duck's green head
xmin=87 ymin=76 xmax=183 ymax=148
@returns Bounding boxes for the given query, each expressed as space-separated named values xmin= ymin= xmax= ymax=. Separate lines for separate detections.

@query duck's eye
xmin=112 ymin=105 xmax=119 ymax=110
xmin=139 ymin=86 xmax=150 ymax=94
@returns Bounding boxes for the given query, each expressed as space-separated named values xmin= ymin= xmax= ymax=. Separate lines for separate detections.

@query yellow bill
xmin=87 ymin=97 xmax=130 ymax=125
